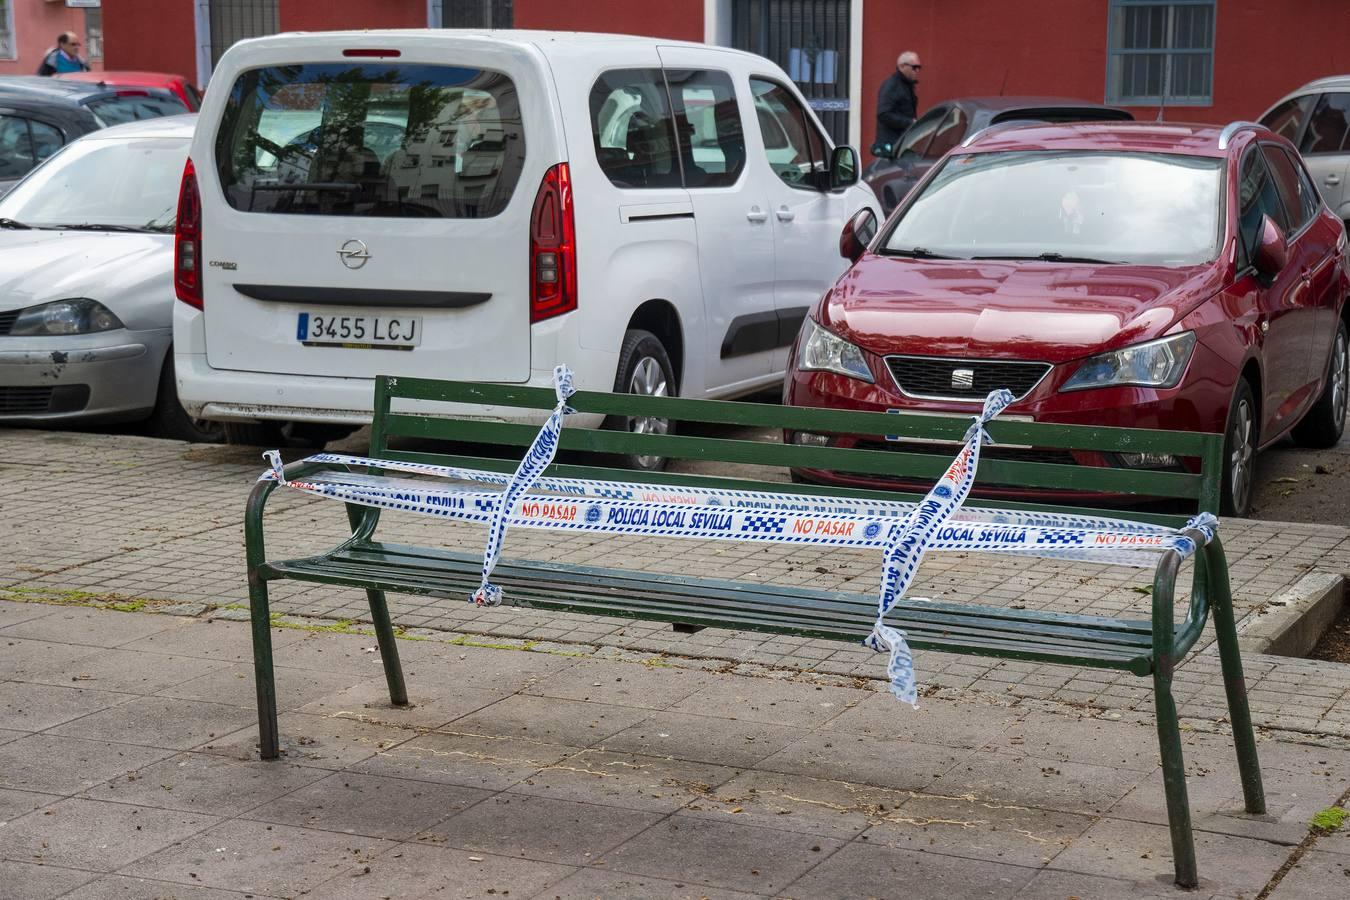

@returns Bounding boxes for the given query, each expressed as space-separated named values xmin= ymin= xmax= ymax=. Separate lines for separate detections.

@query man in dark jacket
xmin=36 ymin=33 xmax=90 ymax=76
xmin=875 ymin=51 xmax=921 ymax=153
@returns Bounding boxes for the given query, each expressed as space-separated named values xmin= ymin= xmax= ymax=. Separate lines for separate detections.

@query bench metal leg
xmin=366 ymin=589 xmax=408 ymax=706
xmin=1154 ymin=668 xmax=1198 ymax=888
xmin=1206 ymin=545 xmax=1265 ymax=815
xmin=247 ymin=570 xmax=280 ymax=761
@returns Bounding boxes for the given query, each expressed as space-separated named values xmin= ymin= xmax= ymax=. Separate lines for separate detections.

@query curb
xmin=1238 ymin=570 xmax=1345 ymax=657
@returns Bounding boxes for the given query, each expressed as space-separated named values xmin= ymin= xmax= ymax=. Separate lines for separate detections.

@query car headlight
xmin=798 ymin=318 xmax=874 ymax=383
xmin=1061 ymin=332 xmax=1196 ymax=392
xmin=8 ymin=299 xmax=124 ymax=336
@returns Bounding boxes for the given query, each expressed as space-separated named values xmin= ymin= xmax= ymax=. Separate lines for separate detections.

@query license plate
xmin=296 ymin=312 xmax=421 ymax=350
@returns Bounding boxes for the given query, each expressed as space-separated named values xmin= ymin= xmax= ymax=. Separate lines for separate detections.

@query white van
xmin=173 ymin=30 xmax=880 ymax=457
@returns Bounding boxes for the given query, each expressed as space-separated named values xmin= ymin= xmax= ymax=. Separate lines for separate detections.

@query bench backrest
xmin=367 ymin=377 xmax=1224 ymax=526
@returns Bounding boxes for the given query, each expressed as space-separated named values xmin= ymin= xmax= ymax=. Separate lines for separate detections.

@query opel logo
xmin=337 ymin=239 xmax=371 ymax=270
xmin=951 ymin=368 xmax=975 ymax=390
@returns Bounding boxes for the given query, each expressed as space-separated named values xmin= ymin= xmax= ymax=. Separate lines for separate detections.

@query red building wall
xmin=0 ymin=0 xmax=99 ymax=76
xmin=280 ymin=0 xmax=424 ymax=31
xmin=102 ymin=0 xmax=196 ymax=84
xmin=515 ymin=0 xmax=704 ymax=43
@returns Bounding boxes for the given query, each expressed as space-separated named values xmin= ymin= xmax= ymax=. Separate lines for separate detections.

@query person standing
xmin=875 ymin=51 xmax=921 ymax=154
xmin=37 ymin=33 xmax=90 ymax=76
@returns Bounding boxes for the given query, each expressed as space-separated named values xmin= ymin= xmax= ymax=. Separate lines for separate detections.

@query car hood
xmin=0 ymin=230 xmax=172 ymax=330
xmin=821 ymin=255 xmax=1221 ymax=364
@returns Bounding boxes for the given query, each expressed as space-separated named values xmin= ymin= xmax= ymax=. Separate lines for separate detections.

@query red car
xmin=55 ymin=71 xmax=201 ymax=112
xmin=785 ymin=121 xmax=1349 ymax=516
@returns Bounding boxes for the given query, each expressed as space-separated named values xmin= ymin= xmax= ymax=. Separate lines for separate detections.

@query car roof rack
xmin=1217 ymin=121 xmax=1261 ymax=150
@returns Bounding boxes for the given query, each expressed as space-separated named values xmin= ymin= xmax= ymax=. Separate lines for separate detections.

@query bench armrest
xmin=1151 ymin=526 xmax=1215 ymax=668
xmin=245 ymin=458 xmax=381 ymax=574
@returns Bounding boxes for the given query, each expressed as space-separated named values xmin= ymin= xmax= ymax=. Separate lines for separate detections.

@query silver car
xmin=0 ymin=114 xmax=220 ymax=441
xmin=1260 ymin=76 xmax=1350 ymax=226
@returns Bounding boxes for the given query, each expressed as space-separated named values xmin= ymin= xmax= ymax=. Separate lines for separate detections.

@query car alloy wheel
xmin=1227 ymin=392 xmax=1255 ymax=516
xmin=1331 ymin=328 xmax=1347 ymax=427
xmin=627 ymin=355 xmax=670 ymax=469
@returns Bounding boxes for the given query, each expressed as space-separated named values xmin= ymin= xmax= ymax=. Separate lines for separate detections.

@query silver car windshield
xmin=882 ymin=151 xmax=1225 ymax=266
xmin=0 ymin=136 xmax=188 ymax=232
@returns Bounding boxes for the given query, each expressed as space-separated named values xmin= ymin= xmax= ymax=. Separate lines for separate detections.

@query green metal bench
xmin=244 ymin=375 xmax=1266 ymax=888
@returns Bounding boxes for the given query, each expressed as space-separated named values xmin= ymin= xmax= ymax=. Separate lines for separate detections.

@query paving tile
xmin=665 ymin=678 xmax=864 ymax=728
xmin=1266 ymin=849 xmax=1350 ymax=898
xmin=1050 ymin=816 xmax=1293 ymax=895
xmin=532 ymin=867 xmax=766 ymax=900
xmin=508 ymin=748 xmax=738 ymax=814
xmin=24 ymin=648 xmax=229 ymax=695
xmin=935 ymin=748 xmax=1151 ymax=816
xmin=295 ymin=678 xmax=510 ymax=730
xmin=0 ymin=681 xmax=133 ymax=732
xmin=201 ymin=711 xmax=415 ymax=767
xmin=450 ymin=694 xmax=652 ymax=747
xmin=60 ymin=875 xmax=273 ymax=899
xmin=826 ymin=692 xmax=1024 ymax=749
xmin=521 ymin=658 xmax=714 ymax=710
xmin=985 ymin=711 xmax=1164 ymax=772
xmin=757 ymin=731 xmax=970 ymax=793
xmin=783 ymin=840 xmax=1037 ymax=899
xmin=2 ymin=636 xmax=104 ymax=680
xmin=418 ymin=793 xmax=664 ymax=865
xmin=0 ymin=607 xmax=189 ymax=649
xmin=121 ymin=818 xmax=397 ymax=897
xmin=0 ymin=601 xmax=56 ymax=629
xmin=602 ymin=813 xmax=843 ymax=895
xmin=81 ymin=752 xmax=330 ymax=817
xmin=677 ymin=769 xmax=894 ymax=840
xmin=396 ymin=642 xmax=582 ymax=693
xmin=598 ymin=711 xmax=803 ymax=768
xmin=307 ymin=842 xmax=573 ymax=900
xmin=247 ymin=772 xmax=491 ymax=840
xmin=0 ymin=727 xmax=31 ymax=747
xmin=0 ymin=860 xmax=99 ymax=900
xmin=0 ymin=787 xmax=63 ymax=822
xmin=268 ymin=631 xmax=423 ymax=677
xmin=0 ymin=797 xmax=217 ymax=871
xmin=119 ymin=619 xmax=309 ymax=663
xmin=1013 ymin=867 xmax=1219 ymax=899
xmin=156 ymin=664 xmax=364 ymax=712
xmin=0 ymin=734 xmax=176 ymax=795
xmin=48 ymin=697 xmax=258 ymax=752
xmin=352 ymin=731 xmax=579 ymax=792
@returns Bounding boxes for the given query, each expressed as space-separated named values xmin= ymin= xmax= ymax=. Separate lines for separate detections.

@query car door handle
xmin=746 ymin=207 xmax=769 ymax=223
xmin=776 ymin=206 xmax=796 ymax=222
xmin=1326 ymin=174 xmax=1342 ymax=186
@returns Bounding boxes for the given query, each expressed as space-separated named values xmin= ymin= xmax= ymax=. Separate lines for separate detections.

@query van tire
xmin=148 ymin=355 xmax=224 ymax=443
xmin=606 ymin=329 xmax=676 ymax=471
xmin=223 ymin=421 xmax=359 ymax=449
xmin=223 ymin=421 xmax=286 ymax=447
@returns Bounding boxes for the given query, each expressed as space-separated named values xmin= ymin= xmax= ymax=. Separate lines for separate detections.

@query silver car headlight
xmin=1061 ymin=332 xmax=1196 ymax=392
xmin=8 ymin=299 xmax=124 ymax=336
xmin=798 ymin=318 xmax=874 ymax=383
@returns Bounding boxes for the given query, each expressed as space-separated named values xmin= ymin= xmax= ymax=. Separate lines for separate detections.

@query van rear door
xmin=199 ymin=39 xmax=553 ymax=382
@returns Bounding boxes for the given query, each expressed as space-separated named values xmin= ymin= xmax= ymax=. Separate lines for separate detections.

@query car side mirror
xmin=839 ymin=207 xmax=878 ymax=263
xmin=828 ymin=145 xmax=859 ymax=190
xmin=1253 ymin=215 xmax=1288 ymax=278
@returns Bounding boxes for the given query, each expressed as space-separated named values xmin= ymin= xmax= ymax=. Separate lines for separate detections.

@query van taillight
xmin=529 ymin=163 xmax=576 ymax=323
xmin=174 ymin=158 xmax=202 ymax=309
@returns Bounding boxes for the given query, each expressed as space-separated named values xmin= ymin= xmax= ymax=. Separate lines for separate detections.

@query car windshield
xmin=882 ymin=150 xmax=1224 ymax=266
xmin=0 ymin=136 xmax=188 ymax=232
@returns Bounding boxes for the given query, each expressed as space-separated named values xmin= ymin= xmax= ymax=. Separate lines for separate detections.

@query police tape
xmin=258 ymin=368 xmax=1218 ymax=706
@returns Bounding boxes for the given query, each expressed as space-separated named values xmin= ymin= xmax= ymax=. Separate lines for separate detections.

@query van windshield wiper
xmin=881 ymin=246 xmax=964 ymax=260
xmin=972 ymin=252 xmax=1124 ymax=264
xmin=0 ymin=217 xmax=33 ymax=229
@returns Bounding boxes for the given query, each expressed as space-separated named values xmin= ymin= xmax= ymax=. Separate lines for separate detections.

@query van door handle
xmin=776 ymin=206 xmax=796 ymax=222
xmin=1326 ymin=174 xmax=1342 ymax=186
xmin=746 ymin=207 xmax=768 ymax=223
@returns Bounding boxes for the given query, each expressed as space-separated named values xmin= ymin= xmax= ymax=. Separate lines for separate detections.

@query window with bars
xmin=0 ymin=0 xmax=14 ymax=60
xmin=210 ymin=0 xmax=279 ymax=66
xmin=85 ymin=8 xmax=103 ymax=61
xmin=432 ymin=0 xmax=513 ymax=28
xmin=1107 ymin=0 xmax=1215 ymax=105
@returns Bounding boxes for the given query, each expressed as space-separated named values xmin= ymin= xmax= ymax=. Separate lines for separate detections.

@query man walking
xmin=37 ymin=33 xmax=90 ymax=76
xmin=875 ymin=51 xmax=921 ymax=154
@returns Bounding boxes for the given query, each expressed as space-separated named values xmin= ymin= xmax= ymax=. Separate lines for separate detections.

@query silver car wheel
xmin=628 ymin=356 xmax=669 ymax=469
xmin=1229 ymin=397 xmax=1254 ymax=514
xmin=1332 ymin=329 xmax=1347 ymax=427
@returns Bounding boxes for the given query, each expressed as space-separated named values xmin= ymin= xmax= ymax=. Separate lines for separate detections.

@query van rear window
xmin=214 ymin=63 xmax=525 ymax=218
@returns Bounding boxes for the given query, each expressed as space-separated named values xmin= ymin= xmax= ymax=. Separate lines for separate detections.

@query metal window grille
xmin=1107 ymin=0 xmax=1215 ymax=105
xmin=732 ymin=0 xmax=852 ymax=145
xmin=210 ymin=0 xmax=279 ymax=66
xmin=431 ymin=0 xmax=514 ymax=28
xmin=0 ymin=0 xmax=14 ymax=60
xmin=84 ymin=8 xmax=103 ymax=61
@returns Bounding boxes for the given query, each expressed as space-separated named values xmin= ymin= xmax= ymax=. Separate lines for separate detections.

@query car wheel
xmin=1291 ymin=318 xmax=1348 ymax=449
xmin=606 ymin=329 xmax=675 ymax=471
xmin=223 ymin=421 xmax=358 ymax=449
xmin=1221 ymin=379 xmax=1258 ymax=517
xmin=222 ymin=421 xmax=286 ymax=447
xmin=148 ymin=355 xmax=224 ymax=443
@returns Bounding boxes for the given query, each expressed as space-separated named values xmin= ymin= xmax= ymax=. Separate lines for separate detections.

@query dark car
xmin=863 ymin=97 xmax=1134 ymax=213
xmin=0 ymin=77 xmax=185 ymax=194
xmin=789 ymin=121 xmax=1348 ymax=517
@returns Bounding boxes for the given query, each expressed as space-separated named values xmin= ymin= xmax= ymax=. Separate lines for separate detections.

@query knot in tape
xmin=471 ymin=583 xmax=503 ymax=607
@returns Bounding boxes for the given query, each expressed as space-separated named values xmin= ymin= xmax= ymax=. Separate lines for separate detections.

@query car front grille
xmin=0 ymin=385 xmax=90 ymax=414
xmin=0 ymin=310 xmax=17 ymax=336
xmin=857 ymin=439 xmax=1077 ymax=467
xmin=885 ymin=355 xmax=1051 ymax=402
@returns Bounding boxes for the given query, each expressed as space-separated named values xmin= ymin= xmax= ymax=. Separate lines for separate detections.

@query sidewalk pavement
xmin=1 ymin=426 xmax=1350 ymax=897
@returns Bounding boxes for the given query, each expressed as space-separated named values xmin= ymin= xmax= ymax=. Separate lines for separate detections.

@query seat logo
xmin=951 ymin=368 xmax=975 ymax=389
xmin=337 ymin=239 xmax=371 ymax=270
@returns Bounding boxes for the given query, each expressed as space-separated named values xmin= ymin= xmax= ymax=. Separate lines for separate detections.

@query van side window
xmin=665 ymin=69 xmax=744 ymax=188
xmin=749 ymin=78 xmax=827 ymax=189
xmin=589 ymin=69 xmax=682 ymax=189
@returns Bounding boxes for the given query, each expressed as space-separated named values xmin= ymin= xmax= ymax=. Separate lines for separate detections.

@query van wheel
xmin=1291 ymin=319 xmax=1348 ymax=449
xmin=1221 ymin=380 xmax=1258 ymax=517
xmin=148 ymin=355 xmax=224 ymax=443
xmin=223 ymin=421 xmax=286 ymax=447
xmin=223 ymin=421 xmax=358 ymax=449
xmin=607 ymin=329 xmax=676 ymax=471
